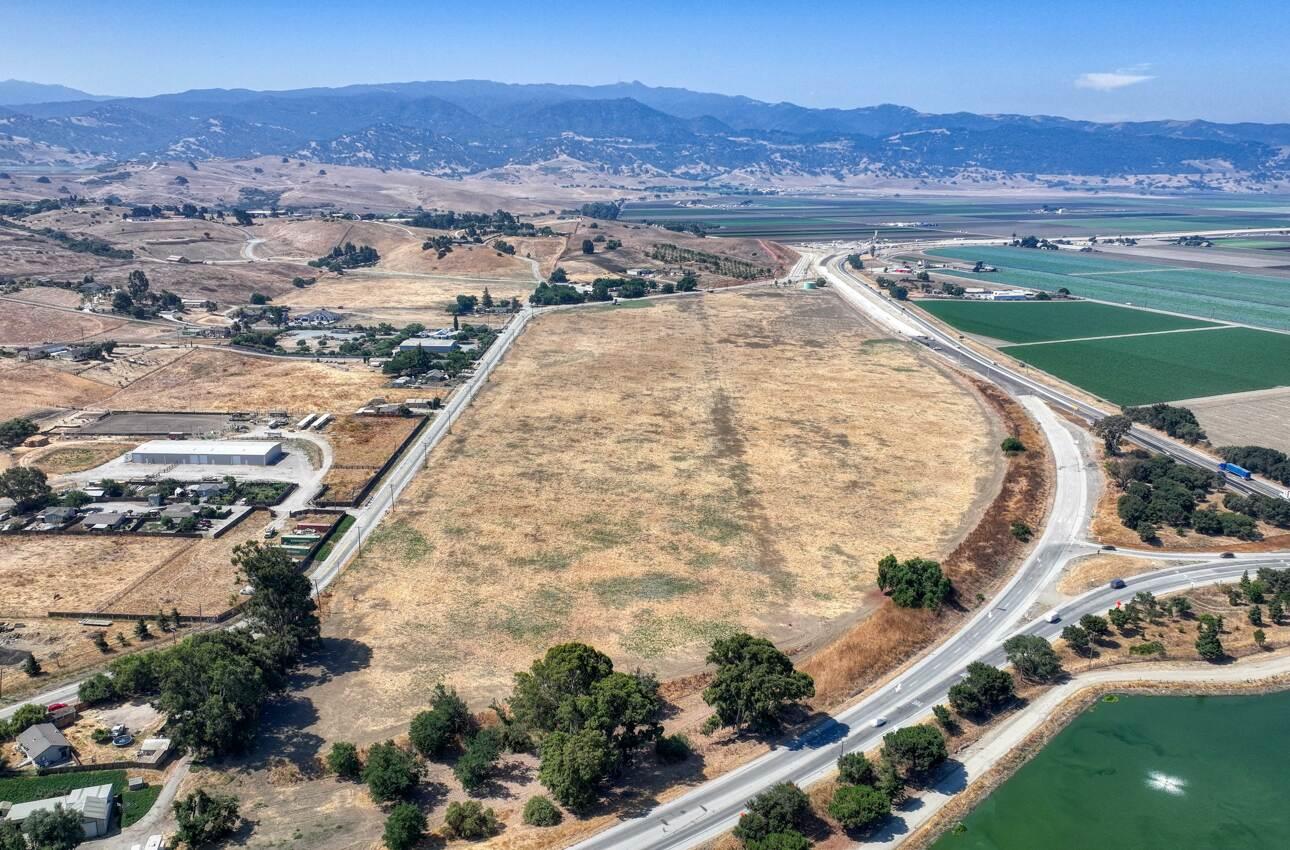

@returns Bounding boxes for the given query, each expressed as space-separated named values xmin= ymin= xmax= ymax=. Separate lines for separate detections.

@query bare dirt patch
xmin=1179 ymin=386 xmax=1290 ymax=455
xmin=316 ymin=287 xmax=1000 ymax=739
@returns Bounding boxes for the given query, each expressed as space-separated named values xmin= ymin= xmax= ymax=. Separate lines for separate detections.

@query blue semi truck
xmin=1219 ymin=461 xmax=1253 ymax=480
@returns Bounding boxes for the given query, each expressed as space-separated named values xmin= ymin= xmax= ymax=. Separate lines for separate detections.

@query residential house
xmin=16 ymin=723 xmax=71 ymax=767
xmin=3 ymin=784 xmax=114 ymax=838
xmin=81 ymin=512 xmax=130 ymax=531
xmin=291 ymin=308 xmax=343 ymax=327
xmin=36 ymin=506 xmax=79 ymax=527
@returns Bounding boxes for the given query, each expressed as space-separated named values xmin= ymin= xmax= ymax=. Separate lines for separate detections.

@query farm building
xmin=125 ymin=439 xmax=283 ymax=466
xmin=397 ymin=337 xmax=459 ymax=354
xmin=3 ymin=783 xmax=114 ymax=838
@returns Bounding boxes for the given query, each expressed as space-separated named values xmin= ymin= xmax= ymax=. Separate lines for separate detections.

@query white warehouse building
xmin=125 ymin=439 xmax=284 ymax=466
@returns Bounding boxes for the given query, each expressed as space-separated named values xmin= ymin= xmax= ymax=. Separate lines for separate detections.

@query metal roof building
xmin=125 ymin=439 xmax=283 ymax=466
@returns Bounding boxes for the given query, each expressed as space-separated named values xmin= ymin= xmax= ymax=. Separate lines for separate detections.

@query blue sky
xmin=6 ymin=0 xmax=1287 ymax=122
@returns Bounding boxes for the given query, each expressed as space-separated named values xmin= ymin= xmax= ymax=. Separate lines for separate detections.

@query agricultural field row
xmin=915 ymin=300 xmax=1218 ymax=344
xmin=928 ymin=246 xmax=1290 ymax=330
xmin=914 ymin=298 xmax=1290 ymax=405
xmin=1001 ymin=327 xmax=1290 ymax=406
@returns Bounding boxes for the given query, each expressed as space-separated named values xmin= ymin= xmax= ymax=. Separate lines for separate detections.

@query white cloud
xmin=1075 ymin=68 xmax=1155 ymax=91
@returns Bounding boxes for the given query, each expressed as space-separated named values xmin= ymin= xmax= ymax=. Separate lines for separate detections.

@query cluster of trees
xmin=174 ymin=789 xmax=241 ymax=847
xmin=0 ymin=198 xmax=63 ymax=218
xmin=846 ymin=253 xmax=865 ymax=269
xmin=1123 ymin=403 xmax=1207 ymax=444
xmin=647 ymin=243 xmax=769 ymax=280
xmin=382 ymin=325 xmax=497 ymax=379
xmin=0 ymin=466 xmax=52 ymax=512
xmin=1106 ymin=451 xmax=1256 ymax=542
xmin=731 ymin=722 xmax=946 ymax=848
xmin=34 ymin=225 xmax=134 ymax=259
xmin=948 ymin=661 xmax=1016 ymax=718
xmin=409 ymin=209 xmax=553 ymax=239
xmin=78 ymin=542 xmax=320 ymax=756
xmin=422 ymin=234 xmax=455 ymax=258
xmin=579 ymin=202 xmax=622 ymax=220
xmin=1219 ymin=445 xmax=1290 ymax=487
xmin=1012 ymin=235 xmax=1059 ymax=250
xmin=0 ymin=416 xmax=37 ymax=448
xmin=876 ymin=554 xmax=953 ymax=610
xmin=309 ymin=242 xmax=380 ymax=271
xmin=1223 ymin=492 xmax=1290 ymax=529
xmin=0 ymin=805 xmax=84 ymax=850
xmin=109 ymin=270 xmax=182 ymax=319
xmin=939 ymin=281 xmax=966 ymax=297
xmin=529 ymin=281 xmax=588 ymax=306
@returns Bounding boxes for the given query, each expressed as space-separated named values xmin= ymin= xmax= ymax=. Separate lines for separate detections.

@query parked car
xmin=1109 ymin=578 xmax=1127 ymax=589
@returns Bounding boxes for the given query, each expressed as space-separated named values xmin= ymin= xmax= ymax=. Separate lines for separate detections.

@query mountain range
xmin=1 ymin=79 xmax=1288 ymax=184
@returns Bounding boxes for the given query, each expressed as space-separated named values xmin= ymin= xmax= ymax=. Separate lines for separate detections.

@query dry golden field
xmin=319 ymin=414 xmax=422 ymax=503
xmin=102 ymin=347 xmax=416 ymax=413
xmin=0 ymin=359 xmax=116 ymax=420
xmin=319 ymin=287 xmax=1001 ymax=734
xmin=22 ymin=440 xmax=138 ymax=475
xmin=0 ymin=298 xmax=128 ymax=346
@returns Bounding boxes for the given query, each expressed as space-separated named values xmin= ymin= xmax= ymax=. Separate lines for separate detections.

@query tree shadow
xmin=289 ymin=637 xmax=373 ymax=688
xmin=238 ymin=693 xmax=325 ymax=773
xmin=599 ymin=746 xmax=711 ymax=820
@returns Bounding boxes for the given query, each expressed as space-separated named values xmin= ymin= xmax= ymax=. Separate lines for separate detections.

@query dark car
xmin=1220 ymin=552 xmax=1236 ymax=559
xmin=1101 ymin=544 xmax=1118 ymax=551
xmin=1109 ymin=578 xmax=1127 ymax=589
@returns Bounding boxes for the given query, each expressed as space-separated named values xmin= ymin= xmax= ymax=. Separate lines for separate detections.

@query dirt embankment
xmin=801 ymin=379 xmax=1055 ymax=708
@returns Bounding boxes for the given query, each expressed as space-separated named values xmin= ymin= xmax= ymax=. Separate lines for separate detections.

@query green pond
xmin=932 ymin=691 xmax=1290 ymax=849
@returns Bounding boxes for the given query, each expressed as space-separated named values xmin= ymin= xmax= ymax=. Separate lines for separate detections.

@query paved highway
xmin=568 ymin=250 xmax=1290 ymax=850
xmin=822 ymin=254 xmax=1285 ymax=502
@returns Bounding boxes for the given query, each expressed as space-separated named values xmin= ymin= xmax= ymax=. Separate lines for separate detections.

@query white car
xmin=870 ymin=716 xmax=887 ymax=728
xmin=1046 ymin=610 xmax=1061 ymax=624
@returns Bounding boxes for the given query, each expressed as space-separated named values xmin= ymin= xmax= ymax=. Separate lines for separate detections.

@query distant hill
xmin=1 ymin=79 xmax=1287 ymax=188
xmin=0 ymin=79 xmax=110 ymax=105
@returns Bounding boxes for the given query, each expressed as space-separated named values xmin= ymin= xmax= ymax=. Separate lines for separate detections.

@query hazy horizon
xmin=4 ymin=0 xmax=1287 ymax=124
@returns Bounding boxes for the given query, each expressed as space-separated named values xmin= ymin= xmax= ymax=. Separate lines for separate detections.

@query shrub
xmin=382 ymin=803 xmax=425 ymax=850
xmin=362 ymin=741 xmax=421 ymax=802
xmin=828 ymin=783 xmax=891 ymax=831
xmin=173 ymin=790 xmax=240 ymax=847
xmin=409 ymin=684 xmax=472 ymax=758
xmin=733 ymin=782 xmax=809 ymax=844
xmin=654 ymin=733 xmax=692 ymax=764
xmin=837 ymin=752 xmax=874 ymax=786
xmin=443 ymin=801 xmax=499 ymax=840
xmin=522 ymin=795 xmax=563 ymax=827
xmin=454 ymin=728 xmax=501 ymax=793
xmin=881 ymin=725 xmax=947 ymax=784
xmin=327 ymin=742 xmax=362 ymax=779
xmin=1130 ymin=641 xmax=1166 ymax=657
xmin=1000 ymin=436 xmax=1026 ymax=453
xmin=746 ymin=832 xmax=811 ymax=850
xmin=78 ymin=673 xmax=117 ymax=705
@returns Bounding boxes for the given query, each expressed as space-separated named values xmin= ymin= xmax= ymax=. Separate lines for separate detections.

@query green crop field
xmin=1000 ymin=327 xmax=1290 ymax=405
xmin=928 ymin=246 xmax=1290 ymax=330
xmin=916 ymin=300 xmax=1218 ymax=344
